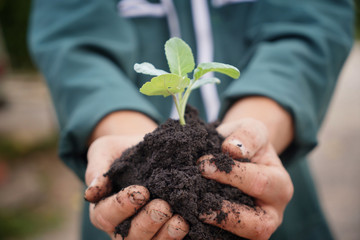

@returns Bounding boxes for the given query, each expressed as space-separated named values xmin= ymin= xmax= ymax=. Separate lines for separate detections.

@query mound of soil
xmin=105 ymin=107 xmax=255 ymax=240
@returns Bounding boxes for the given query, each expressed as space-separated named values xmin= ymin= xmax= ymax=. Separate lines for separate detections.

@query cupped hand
xmin=198 ymin=118 xmax=294 ymax=240
xmin=84 ymin=135 xmax=189 ymax=240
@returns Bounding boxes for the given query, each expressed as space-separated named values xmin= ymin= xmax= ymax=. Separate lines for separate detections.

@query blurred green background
xmin=1 ymin=2 xmax=82 ymax=240
xmin=0 ymin=0 xmax=33 ymax=71
xmin=0 ymin=1 xmax=359 ymax=240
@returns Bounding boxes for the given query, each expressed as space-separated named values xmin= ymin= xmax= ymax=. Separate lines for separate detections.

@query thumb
xmin=217 ymin=118 xmax=268 ymax=160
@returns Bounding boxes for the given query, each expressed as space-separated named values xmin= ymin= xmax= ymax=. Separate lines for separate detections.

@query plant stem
xmin=172 ymin=94 xmax=186 ymax=125
xmin=179 ymin=85 xmax=193 ymax=123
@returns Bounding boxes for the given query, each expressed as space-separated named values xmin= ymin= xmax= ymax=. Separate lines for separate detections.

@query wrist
xmin=222 ymin=96 xmax=294 ymax=154
xmin=89 ymin=111 xmax=158 ymax=145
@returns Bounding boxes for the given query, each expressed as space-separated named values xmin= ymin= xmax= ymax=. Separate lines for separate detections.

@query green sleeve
xmin=222 ymin=0 xmax=354 ymax=162
xmin=28 ymin=0 xmax=162 ymax=181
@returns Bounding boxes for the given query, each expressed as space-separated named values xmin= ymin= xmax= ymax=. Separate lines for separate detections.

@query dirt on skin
xmin=105 ymin=107 xmax=255 ymax=240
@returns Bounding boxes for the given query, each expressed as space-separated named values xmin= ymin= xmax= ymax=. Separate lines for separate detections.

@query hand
xmin=84 ymin=135 xmax=189 ymax=240
xmin=198 ymin=118 xmax=294 ymax=240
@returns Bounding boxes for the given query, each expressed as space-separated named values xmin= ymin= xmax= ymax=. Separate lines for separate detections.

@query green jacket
xmin=29 ymin=0 xmax=354 ymax=239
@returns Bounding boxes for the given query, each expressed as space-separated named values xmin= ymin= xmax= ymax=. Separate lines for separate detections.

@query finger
xmin=90 ymin=185 xmax=150 ymax=234
xmin=84 ymin=173 xmax=112 ymax=203
xmin=199 ymin=156 xmax=293 ymax=205
xmin=152 ymin=215 xmax=189 ymax=240
xmin=125 ymin=199 xmax=173 ymax=240
xmin=111 ymin=233 xmax=123 ymax=240
xmin=200 ymin=200 xmax=279 ymax=240
xmin=85 ymin=135 xmax=143 ymax=202
xmin=218 ymin=118 xmax=268 ymax=160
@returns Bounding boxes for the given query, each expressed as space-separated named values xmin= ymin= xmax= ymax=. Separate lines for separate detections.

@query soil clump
xmin=105 ymin=107 xmax=255 ymax=240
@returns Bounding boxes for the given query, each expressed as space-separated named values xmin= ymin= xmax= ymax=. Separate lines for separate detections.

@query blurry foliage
xmin=0 ymin=0 xmax=34 ymax=71
xmin=0 ymin=133 xmax=58 ymax=161
xmin=0 ymin=206 xmax=63 ymax=239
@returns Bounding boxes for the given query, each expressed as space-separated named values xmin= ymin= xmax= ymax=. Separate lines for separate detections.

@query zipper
xmin=191 ymin=0 xmax=220 ymax=122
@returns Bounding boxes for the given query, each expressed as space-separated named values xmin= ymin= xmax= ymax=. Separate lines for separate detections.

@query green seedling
xmin=135 ymin=37 xmax=240 ymax=125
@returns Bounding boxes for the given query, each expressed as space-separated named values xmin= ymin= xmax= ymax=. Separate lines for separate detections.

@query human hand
xmin=198 ymin=118 xmax=294 ymax=240
xmin=84 ymin=135 xmax=189 ymax=240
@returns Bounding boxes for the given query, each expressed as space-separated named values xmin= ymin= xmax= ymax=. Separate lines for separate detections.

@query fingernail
xmin=91 ymin=178 xmax=99 ymax=188
xmin=229 ymin=139 xmax=243 ymax=149
xmin=150 ymin=209 xmax=169 ymax=222
xmin=84 ymin=177 xmax=99 ymax=201
xmin=129 ymin=191 xmax=146 ymax=205
xmin=86 ymin=173 xmax=101 ymax=190
xmin=167 ymin=224 xmax=187 ymax=237
xmin=229 ymin=139 xmax=248 ymax=156
xmin=200 ymin=159 xmax=218 ymax=175
xmin=199 ymin=211 xmax=217 ymax=222
xmin=197 ymin=154 xmax=214 ymax=165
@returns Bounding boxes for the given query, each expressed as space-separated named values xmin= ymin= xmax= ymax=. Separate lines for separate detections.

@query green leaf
xmin=134 ymin=62 xmax=168 ymax=76
xmin=190 ymin=77 xmax=221 ymax=90
xmin=165 ymin=37 xmax=195 ymax=77
xmin=139 ymin=73 xmax=190 ymax=97
xmin=194 ymin=62 xmax=240 ymax=80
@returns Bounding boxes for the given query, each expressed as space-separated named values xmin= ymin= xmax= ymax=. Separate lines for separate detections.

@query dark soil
xmin=105 ymin=106 xmax=255 ymax=240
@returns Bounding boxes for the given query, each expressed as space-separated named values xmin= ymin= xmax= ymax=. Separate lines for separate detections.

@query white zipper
xmin=191 ymin=0 xmax=220 ymax=122
xmin=212 ymin=0 xmax=257 ymax=8
xmin=117 ymin=0 xmax=166 ymax=18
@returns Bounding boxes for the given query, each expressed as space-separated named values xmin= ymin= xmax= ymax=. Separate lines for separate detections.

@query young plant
xmin=135 ymin=37 xmax=240 ymax=125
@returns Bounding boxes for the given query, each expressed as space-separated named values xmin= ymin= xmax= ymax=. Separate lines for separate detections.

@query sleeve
xmin=28 ymin=0 xmax=163 ymax=181
xmin=221 ymin=0 xmax=354 ymax=163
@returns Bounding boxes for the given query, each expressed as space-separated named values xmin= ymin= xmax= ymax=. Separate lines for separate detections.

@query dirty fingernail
xmin=225 ymin=138 xmax=249 ymax=158
xmin=200 ymin=159 xmax=218 ymax=175
xmin=150 ymin=209 xmax=169 ymax=222
xmin=84 ymin=177 xmax=99 ymax=201
xmin=87 ymin=176 xmax=99 ymax=189
xmin=229 ymin=139 xmax=244 ymax=149
xmin=129 ymin=191 xmax=146 ymax=205
xmin=199 ymin=211 xmax=217 ymax=222
xmin=168 ymin=224 xmax=187 ymax=237
xmin=197 ymin=154 xmax=214 ymax=165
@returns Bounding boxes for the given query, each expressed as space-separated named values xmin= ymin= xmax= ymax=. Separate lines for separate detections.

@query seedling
xmin=135 ymin=37 xmax=240 ymax=125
